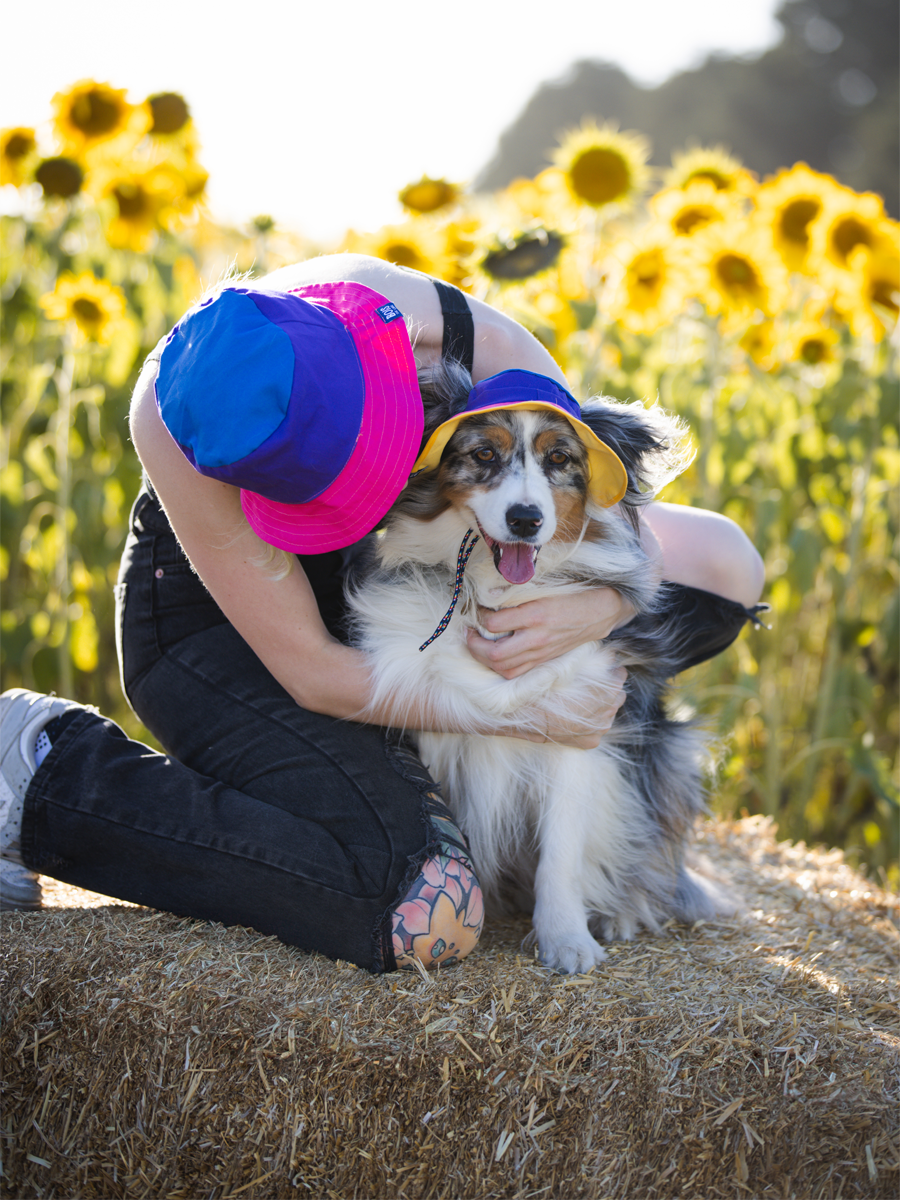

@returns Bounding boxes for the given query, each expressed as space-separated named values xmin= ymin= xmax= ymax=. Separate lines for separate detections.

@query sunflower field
xmin=2 ymin=87 xmax=898 ymax=881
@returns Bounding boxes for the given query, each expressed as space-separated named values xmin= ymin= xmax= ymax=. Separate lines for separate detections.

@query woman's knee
xmin=390 ymin=847 xmax=484 ymax=971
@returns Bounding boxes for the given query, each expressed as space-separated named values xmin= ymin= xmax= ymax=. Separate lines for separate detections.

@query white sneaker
xmin=0 ymin=688 xmax=75 ymax=911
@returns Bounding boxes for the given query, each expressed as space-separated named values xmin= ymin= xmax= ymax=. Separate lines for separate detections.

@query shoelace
xmin=419 ymin=528 xmax=480 ymax=652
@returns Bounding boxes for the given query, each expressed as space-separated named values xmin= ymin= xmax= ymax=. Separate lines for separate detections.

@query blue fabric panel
xmin=467 ymin=369 xmax=582 ymax=420
xmin=157 ymin=290 xmax=295 ymax=467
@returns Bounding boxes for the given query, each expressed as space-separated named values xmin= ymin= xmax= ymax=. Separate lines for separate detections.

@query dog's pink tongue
xmin=497 ymin=542 xmax=536 ymax=584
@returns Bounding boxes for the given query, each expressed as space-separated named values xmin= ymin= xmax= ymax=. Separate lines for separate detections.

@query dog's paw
xmin=537 ymin=930 xmax=607 ymax=975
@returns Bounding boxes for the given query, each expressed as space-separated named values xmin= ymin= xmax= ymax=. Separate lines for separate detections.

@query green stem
xmin=53 ymin=345 xmax=75 ymax=699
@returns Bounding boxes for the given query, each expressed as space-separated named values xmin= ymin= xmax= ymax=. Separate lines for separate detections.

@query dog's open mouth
xmin=477 ymin=524 xmax=541 ymax=585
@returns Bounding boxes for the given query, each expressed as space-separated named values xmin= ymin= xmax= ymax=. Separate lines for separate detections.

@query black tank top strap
xmin=432 ymin=279 xmax=475 ymax=376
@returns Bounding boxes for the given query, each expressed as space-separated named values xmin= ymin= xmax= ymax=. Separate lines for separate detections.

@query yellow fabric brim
xmin=410 ymin=401 xmax=628 ymax=508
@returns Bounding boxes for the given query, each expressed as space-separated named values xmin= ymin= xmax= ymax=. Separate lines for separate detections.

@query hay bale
xmin=1 ymin=816 xmax=897 ymax=1199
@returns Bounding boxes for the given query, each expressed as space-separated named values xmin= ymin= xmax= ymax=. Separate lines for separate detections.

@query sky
xmin=3 ymin=0 xmax=784 ymax=242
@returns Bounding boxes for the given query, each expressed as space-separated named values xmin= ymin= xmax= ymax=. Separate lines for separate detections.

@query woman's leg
xmin=7 ymin=489 xmax=483 ymax=972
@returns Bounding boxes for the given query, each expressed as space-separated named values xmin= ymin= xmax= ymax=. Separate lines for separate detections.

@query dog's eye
xmin=474 ymin=447 xmax=496 ymax=462
xmin=547 ymin=450 xmax=570 ymax=465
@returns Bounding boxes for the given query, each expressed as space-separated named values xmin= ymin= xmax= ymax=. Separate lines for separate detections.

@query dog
xmin=347 ymin=362 xmax=725 ymax=973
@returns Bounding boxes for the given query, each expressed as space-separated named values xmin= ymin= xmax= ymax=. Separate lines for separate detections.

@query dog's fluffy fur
xmin=348 ymin=363 xmax=725 ymax=973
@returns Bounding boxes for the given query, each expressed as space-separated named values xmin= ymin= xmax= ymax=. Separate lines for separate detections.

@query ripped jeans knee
xmin=389 ymin=792 xmax=484 ymax=971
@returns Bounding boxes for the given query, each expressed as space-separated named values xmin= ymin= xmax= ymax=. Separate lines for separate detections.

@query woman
xmin=0 ymin=255 xmax=765 ymax=972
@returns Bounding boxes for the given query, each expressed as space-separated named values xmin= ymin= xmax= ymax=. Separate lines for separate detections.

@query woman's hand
xmin=503 ymin=667 xmax=628 ymax=749
xmin=465 ymin=588 xmax=635 ymax=680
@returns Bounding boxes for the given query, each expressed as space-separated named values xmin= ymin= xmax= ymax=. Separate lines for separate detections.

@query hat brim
xmin=240 ymin=282 xmax=422 ymax=554
xmin=411 ymin=401 xmax=628 ymax=508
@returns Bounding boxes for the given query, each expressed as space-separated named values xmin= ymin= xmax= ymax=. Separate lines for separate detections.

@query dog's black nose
xmin=506 ymin=504 xmax=543 ymax=538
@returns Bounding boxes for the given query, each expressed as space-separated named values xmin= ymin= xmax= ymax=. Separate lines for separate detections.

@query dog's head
xmin=389 ymin=361 xmax=692 ymax=586
xmin=433 ymin=406 xmax=591 ymax=584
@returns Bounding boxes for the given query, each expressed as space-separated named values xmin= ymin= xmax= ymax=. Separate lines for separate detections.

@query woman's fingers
xmin=466 ymin=589 xmax=636 ymax=678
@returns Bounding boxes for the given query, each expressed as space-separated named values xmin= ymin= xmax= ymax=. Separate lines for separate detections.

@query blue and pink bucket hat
xmin=155 ymin=281 xmax=627 ymax=554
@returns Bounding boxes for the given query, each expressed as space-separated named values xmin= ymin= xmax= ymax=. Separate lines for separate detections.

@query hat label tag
xmin=375 ymin=302 xmax=403 ymax=323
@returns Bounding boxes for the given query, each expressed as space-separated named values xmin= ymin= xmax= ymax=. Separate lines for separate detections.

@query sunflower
xmin=815 ymin=186 xmax=892 ymax=277
xmin=787 ymin=319 xmax=841 ymax=366
xmin=40 ymin=271 xmax=127 ymax=344
xmin=666 ymin=145 xmax=755 ymax=197
xmin=52 ymin=80 xmax=149 ymax=159
xmin=399 ymin=176 xmax=461 ymax=215
xmin=609 ymin=229 xmax=694 ymax=334
xmin=834 ymin=241 xmax=900 ymax=341
xmin=92 ymin=161 xmax=183 ymax=250
xmin=649 ymin=181 xmax=740 ymax=239
xmin=738 ymin=318 xmax=779 ymax=371
xmin=480 ymin=227 xmax=565 ymax=282
xmin=753 ymin=164 xmax=841 ymax=272
xmin=0 ymin=127 xmax=36 ymax=187
xmin=553 ymin=120 xmax=650 ymax=209
xmin=346 ymin=222 xmax=447 ymax=277
xmin=34 ymin=156 xmax=84 ymax=199
xmin=690 ymin=223 xmax=787 ymax=326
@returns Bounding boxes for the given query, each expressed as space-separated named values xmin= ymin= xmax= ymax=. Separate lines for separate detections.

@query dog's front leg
xmin=530 ymin=751 xmax=608 ymax=974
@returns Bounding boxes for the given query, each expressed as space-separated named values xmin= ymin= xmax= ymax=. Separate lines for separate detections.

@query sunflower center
xmin=687 ymin=169 xmax=729 ymax=191
xmin=716 ymin=253 xmax=761 ymax=297
xmin=5 ymin=133 xmax=34 ymax=160
xmin=627 ymin=250 xmax=665 ymax=306
xmin=114 ymin=183 xmax=150 ymax=219
xmin=779 ymin=198 xmax=821 ymax=245
xmin=482 ymin=232 xmax=563 ymax=280
xmin=382 ymin=242 xmax=422 ymax=269
xmin=570 ymin=148 xmax=630 ymax=205
xmin=70 ymin=89 xmax=123 ymax=137
xmin=72 ymin=297 xmax=103 ymax=324
xmin=674 ymin=206 xmax=716 ymax=235
xmin=149 ymin=93 xmax=190 ymax=135
xmin=35 ymin=157 xmax=84 ymax=198
xmin=800 ymin=338 xmax=826 ymax=364
xmin=870 ymin=278 xmax=899 ymax=313
xmin=401 ymin=180 xmax=454 ymax=214
xmin=831 ymin=216 xmax=874 ymax=264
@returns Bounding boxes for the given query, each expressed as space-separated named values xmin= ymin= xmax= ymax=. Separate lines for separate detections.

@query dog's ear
xmin=579 ymin=398 xmax=694 ymax=527
xmin=417 ymin=359 xmax=474 ymax=450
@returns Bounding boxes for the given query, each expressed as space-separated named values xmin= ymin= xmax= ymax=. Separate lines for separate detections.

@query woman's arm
xmin=262 ymin=254 xmax=568 ymax=386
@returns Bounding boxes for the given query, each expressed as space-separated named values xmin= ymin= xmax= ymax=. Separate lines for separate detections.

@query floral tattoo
xmin=391 ymin=796 xmax=484 ymax=970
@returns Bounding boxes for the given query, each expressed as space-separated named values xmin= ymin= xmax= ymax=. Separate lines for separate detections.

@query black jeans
xmin=20 ymin=490 xmax=449 ymax=972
